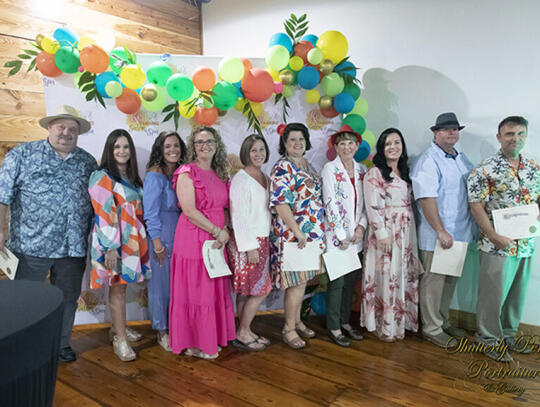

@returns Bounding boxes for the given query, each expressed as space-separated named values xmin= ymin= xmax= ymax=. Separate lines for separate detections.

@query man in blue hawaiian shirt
xmin=0 ymin=107 xmax=97 ymax=362
xmin=411 ymin=112 xmax=476 ymax=348
xmin=468 ymin=116 xmax=540 ymax=362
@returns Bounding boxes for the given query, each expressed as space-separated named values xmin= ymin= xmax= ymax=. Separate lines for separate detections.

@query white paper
xmin=323 ymin=246 xmax=361 ymax=281
xmin=282 ymin=241 xmax=323 ymax=271
xmin=202 ymin=240 xmax=232 ymax=279
xmin=431 ymin=240 xmax=468 ymax=277
xmin=0 ymin=247 xmax=18 ymax=280
xmin=492 ymin=204 xmax=540 ymax=240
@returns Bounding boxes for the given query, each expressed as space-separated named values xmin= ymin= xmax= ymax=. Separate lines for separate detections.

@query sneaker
xmin=424 ymin=331 xmax=452 ymax=348
xmin=505 ymin=336 xmax=533 ymax=354
xmin=443 ymin=326 xmax=468 ymax=338
xmin=157 ymin=332 xmax=172 ymax=352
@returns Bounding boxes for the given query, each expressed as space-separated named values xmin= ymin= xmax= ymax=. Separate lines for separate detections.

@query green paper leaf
xmin=290 ymin=13 xmax=298 ymax=22
xmin=297 ymin=21 xmax=308 ymax=30
xmin=96 ymin=92 xmax=106 ymax=108
xmin=163 ymin=111 xmax=175 ymax=122
xmin=4 ymin=60 xmax=20 ymax=68
xmin=81 ymin=83 xmax=94 ymax=92
xmin=162 ymin=103 xmax=176 ymax=113
xmin=27 ymin=58 xmax=37 ymax=72
xmin=298 ymin=14 xmax=307 ymax=23
xmin=24 ymin=49 xmax=38 ymax=56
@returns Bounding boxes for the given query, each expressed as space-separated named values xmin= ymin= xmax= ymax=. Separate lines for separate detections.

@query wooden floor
xmin=55 ymin=314 xmax=540 ymax=406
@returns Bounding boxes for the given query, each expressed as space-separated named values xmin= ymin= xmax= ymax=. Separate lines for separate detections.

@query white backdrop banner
xmin=43 ymin=54 xmax=340 ymax=325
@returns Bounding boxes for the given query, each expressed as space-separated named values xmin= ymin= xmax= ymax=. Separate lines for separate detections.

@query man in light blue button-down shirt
xmin=411 ymin=112 xmax=476 ymax=348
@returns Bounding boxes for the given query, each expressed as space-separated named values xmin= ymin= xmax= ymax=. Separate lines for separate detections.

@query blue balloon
xmin=334 ymin=61 xmax=357 ymax=79
xmin=269 ymin=32 xmax=293 ymax=52
xmin=334 ymin=92 xmax=355 ymax=113
xmin=297 ymin=66 xmax=319 ymax=90
xmin=354 ymin=140 xmax=371 ymax=162
xmin=53 ymin=27 xmax=80 ymax=47
xmin=95 ymin=71 xmax=120 ymax=99
xmin=301 ymin=34 xmax=319 ymax=48
xmin=233 ymin=81 xmax=244 ymax=98
xmin=311 ymin=292 xmax=326 ymax=316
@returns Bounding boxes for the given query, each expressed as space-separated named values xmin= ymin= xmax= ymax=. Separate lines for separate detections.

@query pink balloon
xmin=273 ymin=81 xmax=283 ymax=94
xmin=326 ymin=147 xmax=337 ymax=161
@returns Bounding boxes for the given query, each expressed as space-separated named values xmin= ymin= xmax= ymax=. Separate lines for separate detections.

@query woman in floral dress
xmin=270 ymin=123 xmax=325 ymax=350
xmin=361 ymin=128 xmax=423 ymax=342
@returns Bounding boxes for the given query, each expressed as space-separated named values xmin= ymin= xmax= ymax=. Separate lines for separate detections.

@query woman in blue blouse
xmin=143 ymin=131 xmax=186 ymax=351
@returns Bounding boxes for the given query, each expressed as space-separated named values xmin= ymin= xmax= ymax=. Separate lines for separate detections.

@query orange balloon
xmin=36 ymin=51 xmax=62 ymax=77
xmin=293 ymin=40 xmax=314 ymax=63
xmin=241 ymin=58 xmax=252 ymax=78
xmin=115 ymin=88 xmax=141 ymax=114
xmin=194 ymin=106 xmax=218 ymax=126
xmin=79 ymin=44 xmax=109 ymax=74
xmin=241 ymin=68 xmax=274 ymax=103
xmin=192 ymin=66 xmax=216 ymax=92
xmin=320 ymin=106 xmax=339 ymax=118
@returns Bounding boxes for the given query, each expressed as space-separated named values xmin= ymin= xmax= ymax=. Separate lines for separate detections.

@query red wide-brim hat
xmin=329 ymin=124 xmax=362 ymax=145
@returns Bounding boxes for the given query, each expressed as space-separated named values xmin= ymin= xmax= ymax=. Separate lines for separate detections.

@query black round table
xmin=0 ymin=280 xmax=64 ymax=407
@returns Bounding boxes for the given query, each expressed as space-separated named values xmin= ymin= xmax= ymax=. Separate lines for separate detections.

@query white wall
xmin=203 ymin=0 xmax=540 ymax=325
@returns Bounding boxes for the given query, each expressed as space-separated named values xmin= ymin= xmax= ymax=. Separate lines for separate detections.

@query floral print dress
xmin=269 ymin=156 xmax=325 ymax=289
xmin=361 ymin=167 xmax=423 ymax=341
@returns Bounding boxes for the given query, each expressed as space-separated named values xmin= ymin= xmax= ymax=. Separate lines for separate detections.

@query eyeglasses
xmin=194 ymin=139 xmax=216 ymax=145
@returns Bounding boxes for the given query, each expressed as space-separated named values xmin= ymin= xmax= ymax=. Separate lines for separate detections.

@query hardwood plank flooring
xmin=55 ymin=315 xmax=540 ymax=406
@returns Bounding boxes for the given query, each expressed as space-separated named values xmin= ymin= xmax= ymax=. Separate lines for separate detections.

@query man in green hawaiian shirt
xmin=467 ymin=116 xmax=540 ymax=362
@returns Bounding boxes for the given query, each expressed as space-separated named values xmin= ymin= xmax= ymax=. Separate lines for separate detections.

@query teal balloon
xmin=212 ymin=81 xmax=237 ymax=110
xmin=343 ymin=114 xmax=367 ymax=135
xmin=333 ymin=92 xmax=354 ymax=113
xmin=95 ymin=71 xmax=120 ymax=98
xmin=301 ymin=34 xmax=319 ymax=47
xmin=53 ymin=27 xmax=79 ymax=46
xmin=146 ymin=61 xmax=172 ymax=87
xmin=343 ymin=83 xmax=361 ymax=100
xmin=141 ymin=86 xmax=167 ymax=112
xmin=354 ymin=140 xmax=371 ymax=162
xmin=269 ymin=32 xmax=293 ymax=52
xmin=54 ymin=46 xmax=81 ymax=73
xmin=297 ymin=66 xmax=319 ymax=89
xmin=166 ymin=74 xmax=193 ymax=101
xmin=334 ymin=61 xmax=357 ymax=78
xmin=320 ymin=72 xmax=344 ymax=97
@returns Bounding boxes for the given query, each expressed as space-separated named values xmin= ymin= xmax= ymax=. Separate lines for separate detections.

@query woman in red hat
xmin=321 ymin=125 xmax=367 ymax=347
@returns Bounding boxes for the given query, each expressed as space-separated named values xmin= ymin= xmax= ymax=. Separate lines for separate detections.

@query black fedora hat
xmin=430 ymin=112 xmax=465 ymax=131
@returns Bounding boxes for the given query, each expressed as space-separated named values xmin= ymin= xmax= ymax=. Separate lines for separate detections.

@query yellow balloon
xmin=363 ymin=159 xmax=374 ymax=168
xmin=234 ymin=98 xmax=246 ymax=111
xmin=266 ymin=67 xmax=280 ymax=82
xmin=41 ymin=36 xmax=59 ymax=54
xmin=178 ymin=101 xmax=195 ymax=119
xmin=289 ymin=56 xmax=304 ymax=71
xmin=350 ymin=97 xmax=369 ymax=116
xmin=305 ymin=89 xmax=320 ymax=104
xmin=77 ymin=35 xmax=97 ymax=51
xmin=120 ymin=64 xmax=146 ymax=89
xmin=251 ymin=102 xmax=263 ymax=116
xmin=317 ymin=30 xmax=348 ymax=64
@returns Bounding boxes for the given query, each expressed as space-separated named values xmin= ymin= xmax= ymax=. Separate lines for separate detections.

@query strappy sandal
xmin=254 ymin=335 xmax=270 ymax=346
xmin=232 ymin=338 xmax=266 ymax=351
xmin=282 ymin=328 xmax=306 ymax=350
xmin=295 ymin=322 xmax=316 ymax=339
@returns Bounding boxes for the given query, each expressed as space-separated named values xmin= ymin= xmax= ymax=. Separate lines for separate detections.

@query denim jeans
xmin=14 ymin=252 xmax=86 ymax=349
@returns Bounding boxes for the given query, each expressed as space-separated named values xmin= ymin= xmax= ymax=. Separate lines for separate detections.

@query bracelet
xmin=154 ymin=246 xmax=165 ymax=254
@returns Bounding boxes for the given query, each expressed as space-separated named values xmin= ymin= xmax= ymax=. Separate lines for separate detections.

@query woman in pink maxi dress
xmin=169 ymin=126 xmax=235 ymax=359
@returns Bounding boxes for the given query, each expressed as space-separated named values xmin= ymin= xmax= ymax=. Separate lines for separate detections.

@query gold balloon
xmin=319 ymin=59 xmax=335 ymax=75
xmin=318 ymin=95 xmax=333 ymax=110
xmin=35 ymin=33 xmax=45 ymax=47
xmin=141 ymin=84 xmax=158 ymax=102
xmin=279 ymin=69 xmax=294 ymax=86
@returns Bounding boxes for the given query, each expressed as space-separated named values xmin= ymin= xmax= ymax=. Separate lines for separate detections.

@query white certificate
xmin=322 ymin=246 xmax=361 ymax=281
xmin=0 ymin=247 xmax=19 ymax=280
xmin=202 ymin=240 xmax=232 ymax=279
xmin=282 ymin=241 xmax=323 ymax=271
xmin=492 ymin=204 xmax=540 ymax=240
xmin=431 ymin=240 xmax=468 ymax=277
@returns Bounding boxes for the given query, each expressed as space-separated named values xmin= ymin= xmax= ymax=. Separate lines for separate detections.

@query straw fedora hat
xmin=39 ymin=105 xmax=91 ymax=134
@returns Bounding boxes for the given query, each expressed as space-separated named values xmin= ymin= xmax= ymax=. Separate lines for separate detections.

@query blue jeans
xmin=14 ymin=252 xmax=86 ymax=349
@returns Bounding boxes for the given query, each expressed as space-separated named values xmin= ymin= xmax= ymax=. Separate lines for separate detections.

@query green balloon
xmin=282 ymin=85 xmax=295 ymax=98
xmin=321 ymin=72 xmax=344 ymax=97
xmin=166 ymin=74 xmax=194 ymax=101
xmin=146 ymin=61 xmax=172 ymax=87
xmin=105 ymin=81 xmax=123 ymax=98
xmin=109 ymin=48 xmax=127 ymax=75
xmin=343 ymin=83 xmax=361 ymax=100
xmin=54 ymin=46 xmax=81 ymax=74
xmin=266 ymin=45 xmax=289 ymax=71
xmin=141 ymin=86 xmax=167 ymax=112
xmin=212 ymin=81 xmax=237 ymax=110
xmin=342 ymin=114 xmax=367 ymax=135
